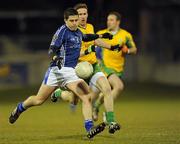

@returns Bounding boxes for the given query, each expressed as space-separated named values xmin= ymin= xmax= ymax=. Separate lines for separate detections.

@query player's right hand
xmin=52 ymin=56 xmax=63 ymax=69
xmin=110 ymin=44 xmax=123 ymax=51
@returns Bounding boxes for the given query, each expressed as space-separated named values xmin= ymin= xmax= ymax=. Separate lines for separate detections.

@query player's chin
xmin=71 ymin=26 xmax=78 ymax=31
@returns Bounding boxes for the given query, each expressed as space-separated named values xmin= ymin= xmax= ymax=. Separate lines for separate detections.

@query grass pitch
xmin=0 ymin=83 xmax=180 ymax=144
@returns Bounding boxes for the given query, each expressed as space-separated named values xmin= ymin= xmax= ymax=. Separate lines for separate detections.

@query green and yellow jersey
xmin=78 ymin=23 xmax=97 ymax=64
xmin=97 ymin=28 xmax=136 ymax=77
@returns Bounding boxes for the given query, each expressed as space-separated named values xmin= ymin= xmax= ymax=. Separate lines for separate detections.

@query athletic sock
xmin=17 ymin=102 xmax=26 ymax=113
xmin=106 ymin=111 xmax=115 ymax=124
xmin=84 ymin=119 xmax=94 ymax=132
xmin=54 ymin=88 xmax=62 ymax=98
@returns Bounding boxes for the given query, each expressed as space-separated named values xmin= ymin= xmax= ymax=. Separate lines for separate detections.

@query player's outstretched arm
xmin=82 ymin=33 xmax=113 ymax=42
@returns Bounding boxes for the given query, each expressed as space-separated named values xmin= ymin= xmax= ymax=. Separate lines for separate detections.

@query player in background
xmin=51 ymin=3 xmax=121 ymax=134
xmin=8 ymin=8 xmax=114 ymax=139
xmin=93 ymin=11 xmax=137 ymax=121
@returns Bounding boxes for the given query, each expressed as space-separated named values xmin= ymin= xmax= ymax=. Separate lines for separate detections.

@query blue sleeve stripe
xmin=50 ymin=25 xmax=67 ymax=47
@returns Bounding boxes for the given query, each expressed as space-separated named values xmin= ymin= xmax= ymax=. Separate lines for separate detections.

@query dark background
xmin=1 ymin=0 xmax=180 ymax=62
xmin=0 ymin=0 xmax=180 ymax=87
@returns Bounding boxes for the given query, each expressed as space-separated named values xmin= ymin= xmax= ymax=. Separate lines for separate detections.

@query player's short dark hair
xmin=74 ymin=3 xmax=88 ymax=11
xmin=108 ymin=11 xmax=121 ymax=21
xmin=64 ymin=8 xmax=78 ymax=20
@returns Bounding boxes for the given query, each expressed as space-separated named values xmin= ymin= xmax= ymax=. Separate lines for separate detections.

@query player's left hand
xmin=121 ymin=45 xmax=130 ymax=54
xmin=100 ymin=33 xmax=113 ymax=40
xmin=110 ymin=44 xmax=130 ymax=54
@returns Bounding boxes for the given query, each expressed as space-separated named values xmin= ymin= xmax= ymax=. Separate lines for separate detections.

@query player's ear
xmin=118 ymin=20 xmax=120 ymax=26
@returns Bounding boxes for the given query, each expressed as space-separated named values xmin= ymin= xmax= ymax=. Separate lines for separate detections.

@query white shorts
xmin=89 ymin=72 xmax=106 ymax=93
xmin=43 ymin=66 xmax=82 ymax=89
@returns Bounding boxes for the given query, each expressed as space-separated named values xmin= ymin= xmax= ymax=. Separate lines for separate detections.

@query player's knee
xmin=101 ymin=86 xmax=111 ymax=97
xmin=97 ymin=77 xmax=111 ymax=96
xmin=115 ymin=83 xmax=124 ymax=93
xmin=82 ymin=97 xmax=91 ymax=105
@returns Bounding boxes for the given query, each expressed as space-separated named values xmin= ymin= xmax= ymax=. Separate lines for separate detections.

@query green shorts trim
xmin=100 ymin=62 xmax=123 ymax=78
xmin=92 ymin=63 xmax=101 ymax=74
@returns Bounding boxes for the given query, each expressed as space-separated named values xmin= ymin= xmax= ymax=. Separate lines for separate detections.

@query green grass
xmin=0 ymin=83 xmax=180 ymax=144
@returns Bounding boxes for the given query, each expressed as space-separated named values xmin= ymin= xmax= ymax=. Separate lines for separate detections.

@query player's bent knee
xmin=118 ymin=83 xmax=124 ymax=92
xmin=101 ymin=87 xmax=111 ymax=97
xmin=97 ymin=76 xmax=111 ymax=96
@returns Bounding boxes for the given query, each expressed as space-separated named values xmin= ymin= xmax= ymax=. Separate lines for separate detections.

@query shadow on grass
xmin=50 ymin=134 xmax=115 ymax=141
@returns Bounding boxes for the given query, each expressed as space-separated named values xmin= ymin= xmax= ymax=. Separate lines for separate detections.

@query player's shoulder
xmin=96 ymin=28 xmax=108 ymax=34
xmin=55 ymin=25 xmax=68 ymax=35
xmin=120 ymin=28 xmax=132 ymax=36
xmin=86 ymin=23 xmax=94 ymax=29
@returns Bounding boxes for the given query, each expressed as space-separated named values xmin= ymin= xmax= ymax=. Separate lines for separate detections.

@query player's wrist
xmin=101 ymin=33 xmax=113 ymax=39
xmin=84 ymin=45 xmax=96 ymax=55
xmin=110 ymin=44 xmax=122 ymax=51
xmin=122 ymin=45 xmax=130 ymax=54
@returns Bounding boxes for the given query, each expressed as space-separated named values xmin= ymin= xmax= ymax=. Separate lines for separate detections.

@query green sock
xmin=54 ymin=88 xmax=62 ymax=98
xmin=106 ymin=112 xmax=115 ymax=124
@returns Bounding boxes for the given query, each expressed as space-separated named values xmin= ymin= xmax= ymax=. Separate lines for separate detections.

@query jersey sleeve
xmin=49 ymin=27 xmax=67 ymax=54
xmin=125 ymin=33 xmax=136 ymax=48
xmin=82 ymin=34 xmax=99 ymax=42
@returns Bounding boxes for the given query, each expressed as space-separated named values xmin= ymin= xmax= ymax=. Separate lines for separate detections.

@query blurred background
xmin=0 ymin=0 xmax=180 ymax=88
xmin=0 ymin=1 xmax=180 ymax=143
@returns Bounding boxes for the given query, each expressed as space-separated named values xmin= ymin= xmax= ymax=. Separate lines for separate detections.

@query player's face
xmin=107 ymin=15 xmax=120 ymax=31
xmin=77 ymin=8 xmax=88 ymax=27
xmin=65 ymin=15 xmax=79 ymax=31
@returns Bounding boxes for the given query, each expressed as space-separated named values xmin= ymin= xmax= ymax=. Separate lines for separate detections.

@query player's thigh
xmin=36 ymin=84 xmax=56 ymax=101
xmin=108 ymin=74 xmax=124 ymax=91
xmin=89 ymin=72 xmax=110 ymax=94
xmin=96 ymin=76 xmax=111 ymax=94
xmin=66 ymin=80 xmax=91 ymax=100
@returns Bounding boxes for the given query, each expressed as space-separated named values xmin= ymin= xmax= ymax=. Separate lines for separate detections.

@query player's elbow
xmin=131 ymin=47 xmax=137 ymax=55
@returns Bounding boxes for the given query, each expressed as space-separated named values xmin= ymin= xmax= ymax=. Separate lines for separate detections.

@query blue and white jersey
xmin=49 ymin=25 xmax=83 ymax=68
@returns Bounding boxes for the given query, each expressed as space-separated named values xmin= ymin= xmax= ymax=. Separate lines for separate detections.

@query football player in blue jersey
xmin=9 ymin=8 xmax=113 ymax=139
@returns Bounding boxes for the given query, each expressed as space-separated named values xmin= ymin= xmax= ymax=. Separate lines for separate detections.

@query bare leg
xmin=108 ymin=74 xmax=124 ymax=100
xmin=96 ymin=76 xmax=113 ymax=112
xmin=9 ymin=84 xmax=56 ymax=124
xmin=66 ymin=80 xmax=93 ymax=120
xmin=23 ymin=84 xmax=56 ymax=109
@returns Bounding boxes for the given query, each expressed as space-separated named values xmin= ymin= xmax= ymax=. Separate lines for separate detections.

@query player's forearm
xmin=94 ymin=39 xmax=111 ymax=49
xmin=128 ymin=47 xmax=137 ymax=55
xmin=48 ymin=45 xmax=59 ymax=58
xmin=83 ymin=33 xmax=113 ymax=42
xmin=82 ymin=34 xmax=99 ymax=42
